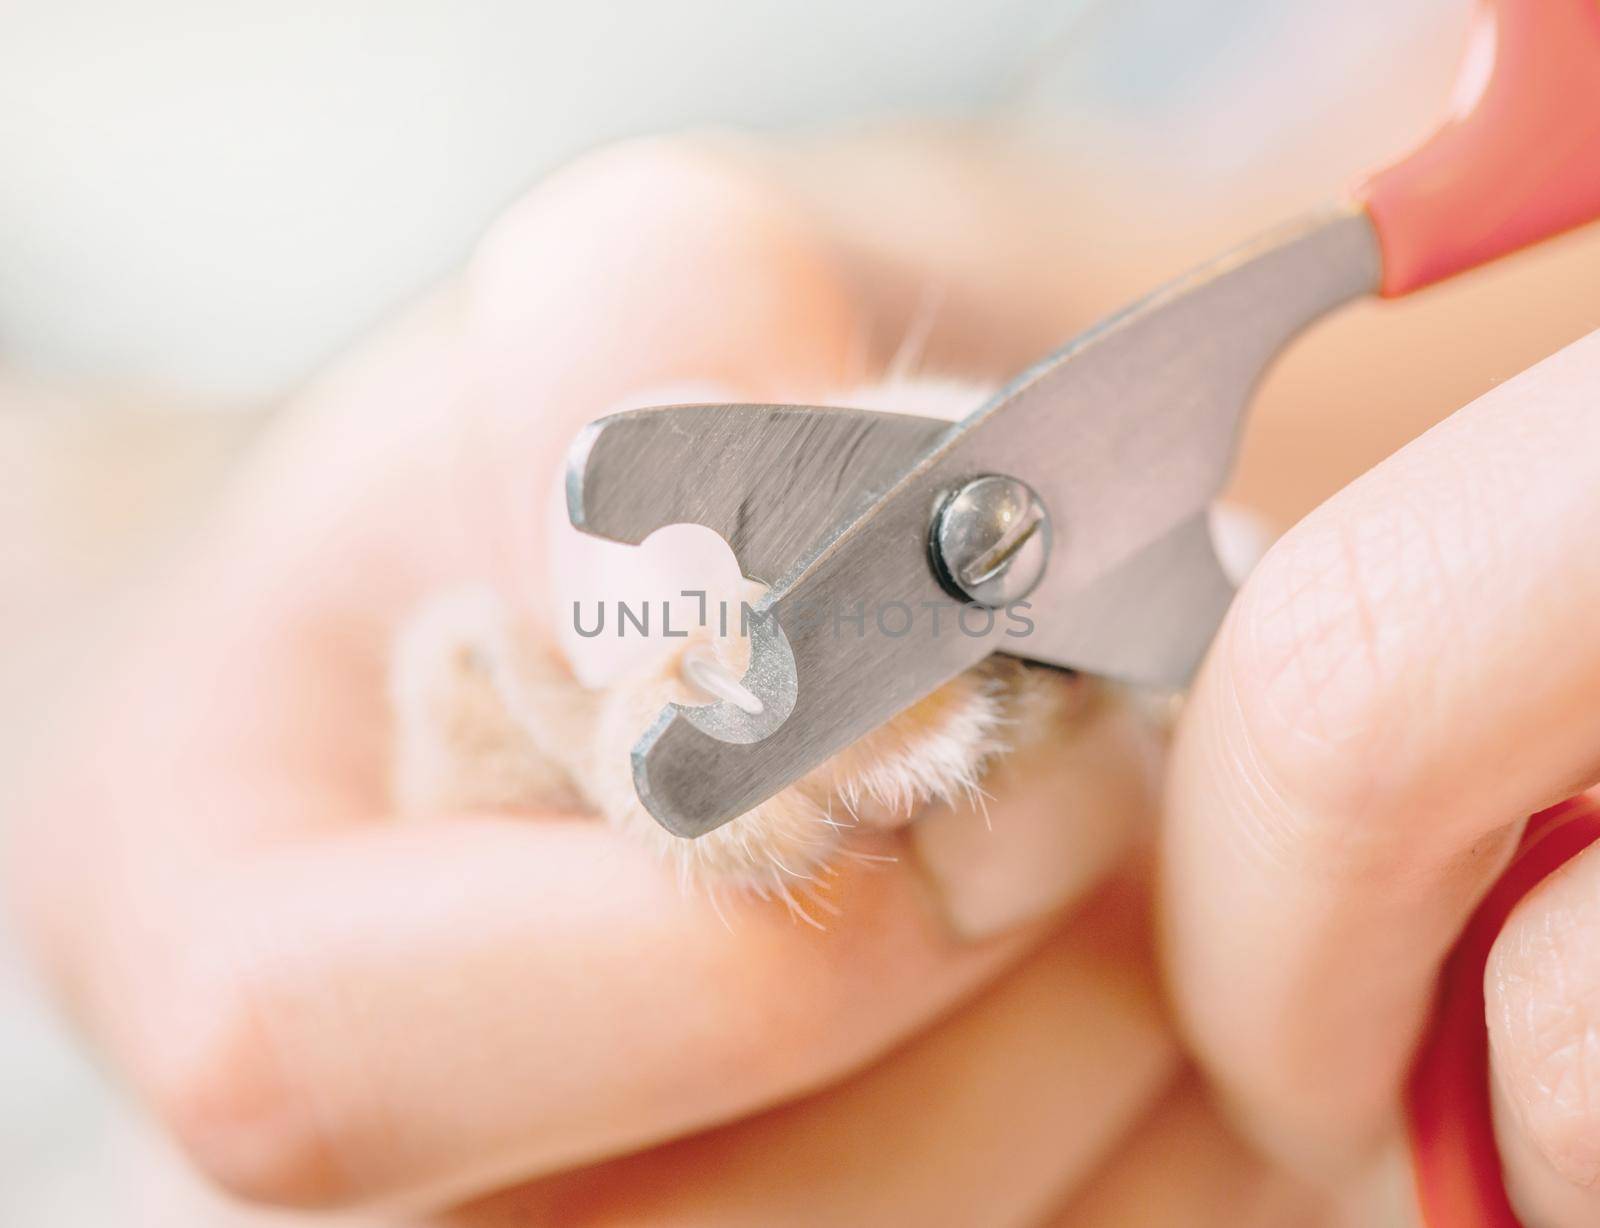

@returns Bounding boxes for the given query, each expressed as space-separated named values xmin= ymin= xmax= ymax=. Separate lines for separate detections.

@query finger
xmin=96 ymin=675 xmax=1159 ymax=1212
xmin=1487 ymin=817 xmax=1600 ymax=1226
xmin=89 ymin=819 xmax=1021 ymax=1208
xmin=439 ymin=874 xmax=1177 ymax=1228
xmin=1162 ymin=327 xmax=1600 ymax=1172
xmin=1042 ymin=1074 xmax=1334 ymax=1228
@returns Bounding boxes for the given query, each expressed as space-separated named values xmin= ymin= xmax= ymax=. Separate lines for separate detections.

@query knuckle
xmin=1487 ymin=866 xmax=1600 ymax=1187
xmin=149 ymin=970 xmax=351 ymax=1209
xmin=465 ymin=132 xmax=858 ymax=387
xmin=474 ymin=133 xmax=824 ymax=290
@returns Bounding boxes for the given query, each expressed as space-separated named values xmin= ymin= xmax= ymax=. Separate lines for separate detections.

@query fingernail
xmin=911 ymin=682 xmax=1164 ymax=940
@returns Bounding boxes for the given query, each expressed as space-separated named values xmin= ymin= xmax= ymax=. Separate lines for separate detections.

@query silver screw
xmin=932 ymin=474 xmax=1052 ymax=607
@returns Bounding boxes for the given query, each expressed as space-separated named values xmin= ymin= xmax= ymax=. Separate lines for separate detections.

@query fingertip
xmin=1486 ymin=838 xmax=1600 ymax=1194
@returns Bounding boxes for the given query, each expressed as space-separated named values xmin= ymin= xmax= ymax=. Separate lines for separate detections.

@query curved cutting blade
xmin=567 ymin=404 xmax=950 ymax=586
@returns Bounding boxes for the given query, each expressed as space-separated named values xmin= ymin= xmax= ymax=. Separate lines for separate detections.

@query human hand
xmin=9 ymin=131 xmax=1338 ymax=1225
xmin=1165 ymin=324 xmax=1600 ymax=1227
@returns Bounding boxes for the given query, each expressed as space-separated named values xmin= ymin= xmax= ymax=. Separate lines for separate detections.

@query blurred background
xmin=5 ymin=0 xmax=1600 ymax=1221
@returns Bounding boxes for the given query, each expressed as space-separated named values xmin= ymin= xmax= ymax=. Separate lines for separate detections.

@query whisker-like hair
xmin=800 ymin=882 xmax=843 ymax=919
xmin=774 ymin=879 xmax=827 ymax=931
xmin=884 ymin=283 xmax=947 ymax=385
xmin=705 ymin=882 xmax=737 ymax=934
xmin=767 ymin=851 xmax=814 ymax=882
xmin=838 ymin=847 xmax=900 ymax=866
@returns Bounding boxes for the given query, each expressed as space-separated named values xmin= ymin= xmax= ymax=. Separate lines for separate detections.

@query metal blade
xmin=567 ymin=404 xmax=950 ymax=586
xmin=1025 ymin=511 xmax=1234 ymax=687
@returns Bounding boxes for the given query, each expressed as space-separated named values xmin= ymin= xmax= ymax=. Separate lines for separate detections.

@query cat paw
xmin=389 ymin=586 xmax=588 ymax=815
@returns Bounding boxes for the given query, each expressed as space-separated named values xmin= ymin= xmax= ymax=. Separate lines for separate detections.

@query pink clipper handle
xmin=1358 ymin=0 xmax=1600 ymax=296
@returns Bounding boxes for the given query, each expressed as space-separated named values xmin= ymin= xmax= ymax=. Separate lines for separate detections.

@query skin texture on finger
xmin=1163 ymin=327 xmax=1600 ymax=1175
xmin=1488 ymin=824 xmax=1600 ymax=1225
xmin=1490 ymin=1076 xmax=1600 ymax=1228
xmin=435 ymin=875 xmax=1177 ymax=1228
xmin=1042 ymin=1074 xmax=1335 ymax=1228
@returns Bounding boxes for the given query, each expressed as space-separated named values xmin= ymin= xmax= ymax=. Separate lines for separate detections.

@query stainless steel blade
xmin=570 ymin=206 xmax=1383 ymax=837
xmin=568 ymin=404 xmax=950 ymax=586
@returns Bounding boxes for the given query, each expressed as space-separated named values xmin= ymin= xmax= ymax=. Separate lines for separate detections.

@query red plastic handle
xmin=1358 ymin=0 xmax=1600 ymax=296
